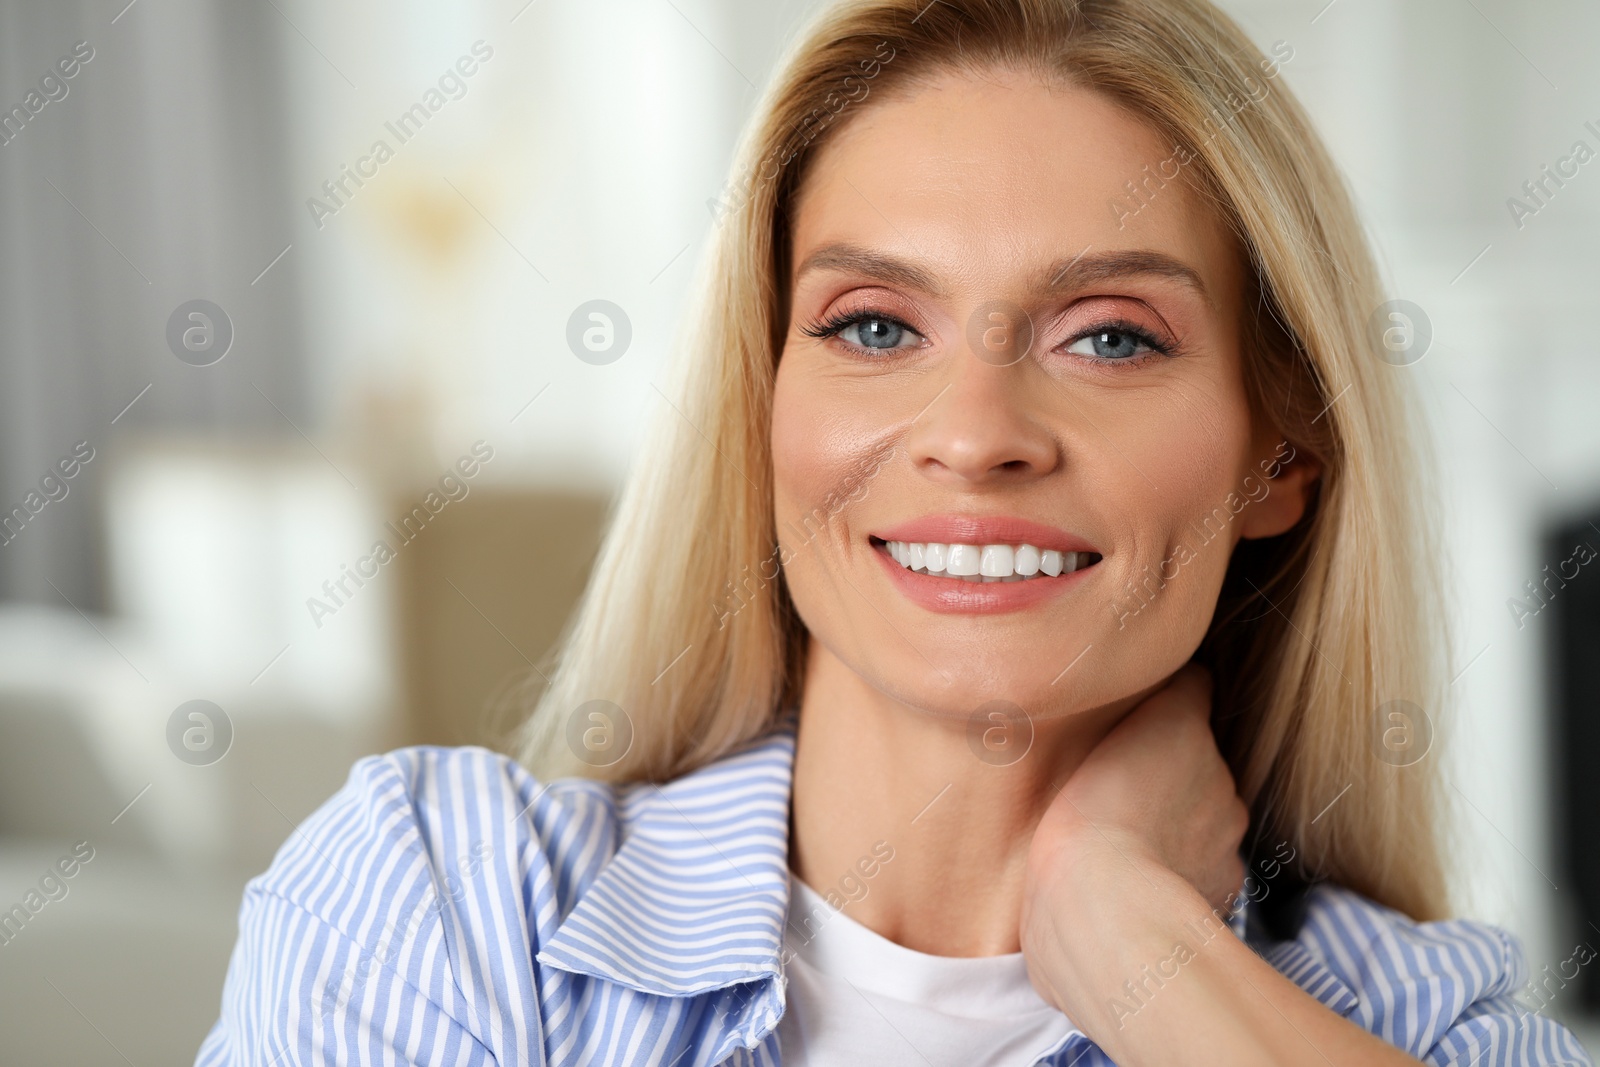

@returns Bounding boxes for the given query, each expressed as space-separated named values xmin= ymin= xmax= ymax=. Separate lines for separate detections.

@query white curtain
xmin=0 ymin=0 xmax=308 ymax=609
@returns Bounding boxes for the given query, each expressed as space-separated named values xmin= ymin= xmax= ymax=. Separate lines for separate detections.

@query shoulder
xmin=1268 ymin=883 xmax=1593 ymax=1065
xmin=197 ymin=746 xmax=626 ymax=1066
xmin=1294 ymin=882 xmax=1522 ymax=994
xmin=243 ymin=745 xmax=625 ymax=944
xmin=197 ymin=722 xmax=800 ymax=1066
xmin=267 ymin=744 xmax=619 ymax=895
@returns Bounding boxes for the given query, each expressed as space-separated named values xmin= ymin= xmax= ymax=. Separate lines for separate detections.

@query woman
xmin=198 ymin=0 xmax=1594 ymax=1064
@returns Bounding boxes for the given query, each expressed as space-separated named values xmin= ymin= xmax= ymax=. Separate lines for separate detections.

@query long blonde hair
xmin=516 ymin=0 xmax=1451 ymax=920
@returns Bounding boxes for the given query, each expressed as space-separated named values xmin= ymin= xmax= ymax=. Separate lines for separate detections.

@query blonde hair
xmin=516 ymin=0 xmax=1451 ymax=920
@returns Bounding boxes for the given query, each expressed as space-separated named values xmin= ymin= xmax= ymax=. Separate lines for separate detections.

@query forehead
xmin=788 ymin=66 xmax=1239 ymax=298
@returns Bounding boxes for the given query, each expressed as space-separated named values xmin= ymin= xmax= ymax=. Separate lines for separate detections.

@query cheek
xmin=770 ymin=359 xmax=908 ymax=642
xmin=1098 ymin=376 xmax=1254 ymax=639
xmin=770 ymin=364 xmax=853 ymax=583
xmin=770 ymin=365 xmax=822 ymax=514
xmin=770 ymin=362 xmax=892 ymax=543
xmin=771 ymin=365 xmax=853 ymax=641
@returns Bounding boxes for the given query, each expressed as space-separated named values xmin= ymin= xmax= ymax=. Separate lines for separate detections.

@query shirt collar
xmin=535 ymin=711 xmax=798 ymax=1000
xmin=533 ymin=710 xmax=1360 ymax=1063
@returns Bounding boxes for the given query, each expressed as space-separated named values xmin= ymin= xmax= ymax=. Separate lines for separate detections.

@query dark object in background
xmin=1546 ymin=509 xmax=1600 ymax=1012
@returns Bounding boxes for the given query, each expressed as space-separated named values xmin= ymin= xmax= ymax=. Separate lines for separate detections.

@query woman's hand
xmin=1019 ymin=661 xmax=1247 ymax=1031
xmin=1018 ymin=664 xmax=1426 ymax=1066
xmin=1031 ymin=662 xmax=1248 ymax=915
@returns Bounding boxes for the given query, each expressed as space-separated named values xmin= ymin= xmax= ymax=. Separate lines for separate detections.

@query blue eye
xmin=842 ymin=316 xmax=910 ymax=350
xmin=800 ymin=310 xmax=923 ymax=353
xmin=1065 ymin=328 xmax=1157 ymax=360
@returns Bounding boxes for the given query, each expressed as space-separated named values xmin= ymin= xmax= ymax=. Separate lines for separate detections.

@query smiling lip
xmin=870 ymin=515 xmax=1098 ymax=556
xmin=867 ymin=514 xmax=1100 ymax=615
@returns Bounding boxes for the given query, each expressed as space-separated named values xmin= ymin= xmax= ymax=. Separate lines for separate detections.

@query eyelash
xmin=797 ymin=300 xmax=908 ymax=344
xmin=798 ymin=305 xmax=1181 ymax=365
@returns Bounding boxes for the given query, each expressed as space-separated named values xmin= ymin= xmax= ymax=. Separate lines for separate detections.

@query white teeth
xmin=881 ymin=540 xmax=1097 ymax=582
xmin=979 ymin=544 xmax=1014 ymax=577
xmin=945 ymin=544 xmax=981 ymax=576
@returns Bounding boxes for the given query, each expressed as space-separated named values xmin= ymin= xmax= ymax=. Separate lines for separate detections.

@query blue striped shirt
xmin=196 ymin=716 xmax=1594 ymax=1066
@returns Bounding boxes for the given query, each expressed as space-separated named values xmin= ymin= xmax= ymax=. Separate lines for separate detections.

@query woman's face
xmin=771 ymin=67 xmax=1313 ymax=723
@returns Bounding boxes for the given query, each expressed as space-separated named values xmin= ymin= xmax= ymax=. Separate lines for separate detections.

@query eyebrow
xmin=1037 ymin=248 xmax=1213 ymax=308
xmin=794 ymin=242 xmax=1212 ymax=307
xmin=795 ymin=243 xmax=945 ymax=295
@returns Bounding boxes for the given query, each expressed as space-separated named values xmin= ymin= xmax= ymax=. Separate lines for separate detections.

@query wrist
xmin=1034 ymin=814 xmax=1167 ymax=905
xmin=1023 ymin=836 xmax=1228 ymax=1027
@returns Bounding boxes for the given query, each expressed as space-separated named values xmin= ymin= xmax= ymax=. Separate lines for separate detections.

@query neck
xmin=788 ymin=638 xmax=1140 ymax=957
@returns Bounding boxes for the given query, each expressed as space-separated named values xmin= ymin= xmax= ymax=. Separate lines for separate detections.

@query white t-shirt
xmin=778 ymin=876 xmax=1078 ymax=1066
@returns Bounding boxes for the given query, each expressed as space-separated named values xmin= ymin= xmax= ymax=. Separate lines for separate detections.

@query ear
xmin=1238 ymin=444 xmax=1321 ymax=540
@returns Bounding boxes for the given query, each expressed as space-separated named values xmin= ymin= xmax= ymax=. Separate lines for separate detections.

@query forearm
xmin=1025 ymin=842 xmax=1423 ymax=1067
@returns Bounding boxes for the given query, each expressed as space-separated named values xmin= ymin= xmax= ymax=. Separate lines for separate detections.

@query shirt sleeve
xmin=1291 ymin=886 xmax=1594 ymax=1067
xmin=195 ymin=886 xmax=495 ymax=1066
xmin=1423 ymin=990 xmax=1594 ymax=1067
xmin=193 ymin=746 xmax=555 ymax=1066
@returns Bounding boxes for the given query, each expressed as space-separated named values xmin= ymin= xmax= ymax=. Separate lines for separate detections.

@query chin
xmin=867 ymin=652 xmax=1106 ymax=722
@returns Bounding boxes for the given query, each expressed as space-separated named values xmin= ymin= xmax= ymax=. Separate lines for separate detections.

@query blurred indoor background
xmin=0 ymin=0 xmax=1596 ymax=1061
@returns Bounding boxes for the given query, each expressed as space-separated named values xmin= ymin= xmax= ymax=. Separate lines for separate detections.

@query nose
xmin=902 ymin=352 xmax=1060 ymax=485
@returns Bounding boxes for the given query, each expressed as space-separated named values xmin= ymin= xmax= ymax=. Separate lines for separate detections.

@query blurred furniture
xmin=396 ymin=488 xmax=610 ymax=750
xmin=0 ymin=444 xmax=610 ymax=1065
